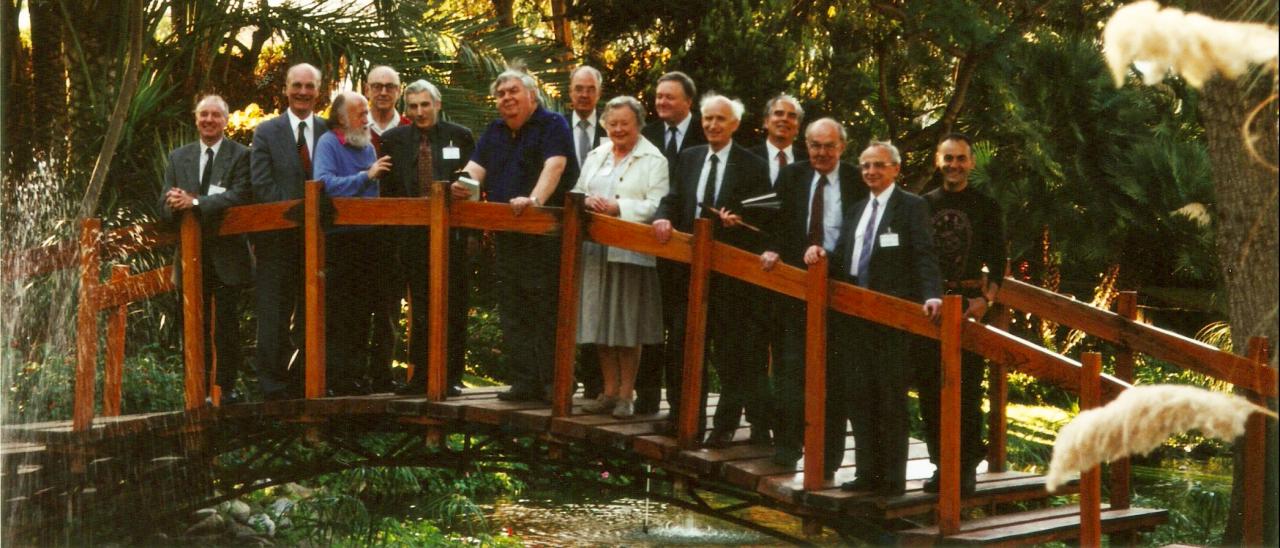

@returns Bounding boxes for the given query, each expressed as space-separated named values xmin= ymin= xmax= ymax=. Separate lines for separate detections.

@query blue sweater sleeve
xmin=314 ymin=134 xmax=374 ymax=197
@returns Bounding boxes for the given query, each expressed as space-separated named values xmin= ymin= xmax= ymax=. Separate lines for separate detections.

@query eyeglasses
xmin=806 ymin=141 xmax=839 ymax=152
xmin=860 ymin=161 xmax=898 ymax=170
xmin=368 ymin=83 xmax=400 ymax=92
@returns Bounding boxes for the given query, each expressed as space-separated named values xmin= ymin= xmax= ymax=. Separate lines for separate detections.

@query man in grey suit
xmin=160 ymin=94 xmax=253 ymax=405
xmin=250 ymin=63 xmax=328 ymax=400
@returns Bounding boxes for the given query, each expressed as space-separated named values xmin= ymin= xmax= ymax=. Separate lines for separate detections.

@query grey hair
xmin=699 ymin=93 xmax=744 ymax=121
xmin=328 ymin=91 xmax=366 ymax=129
xmin=764 ymin=93 xmax=805 ymax=125
xmin=195 ymin=94 xmax=229 ymax=116
xmin=805 ymin=117 xmax=847 ymax=142
xmin=367 ymin=65 xmax=399 ymax=83
xmin=866 ymin=139 xmax=902 ymax=164
xmin=286 ymin=63 xmax=322 ymax=84
xmin=570 ymin=65 xmax=603 ymax=88
xmin=490 ymin=69 xmax=540 ymax=103
xmin=404 ymin=79 xmax=442 ymax=103
xmin=603 ymin=95 xmax=645 ymax=127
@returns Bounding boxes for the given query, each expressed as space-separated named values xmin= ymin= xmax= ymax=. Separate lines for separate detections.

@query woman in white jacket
xmin=573 ymin=96 xmax=669 ymax=418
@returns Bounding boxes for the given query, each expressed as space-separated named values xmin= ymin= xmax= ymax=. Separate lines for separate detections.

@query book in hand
xmin=456 ymin=176 xmax=481 ymax=201
xmin=740 ymin=192 xmax=780 ymax=210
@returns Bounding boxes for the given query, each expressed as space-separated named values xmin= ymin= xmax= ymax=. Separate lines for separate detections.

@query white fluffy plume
xmin=1045 ymin=384 xmax=1276 ymax=492
xmin=1103 ymin=1 xmax=1278 ymax=88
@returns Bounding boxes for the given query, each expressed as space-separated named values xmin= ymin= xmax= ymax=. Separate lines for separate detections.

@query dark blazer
xmin=379 ymin=121 xmax=477 ymax=197
xmin=832 ymin=186 xmax=942 ymax=302
xmin=250 ymin=113 xmax=329 ymax=202
xmin=655 ymin=142 xmax=770 ymax=251
xmin=749 ymin=140 xmax=809 ymax=167
xmin=159 ymin=138 xmax=253 ymax=286
xmin=642 ymin=113 xmax=707 ymax=160
xmin=767 ymin=161 xmax=866 ymax=267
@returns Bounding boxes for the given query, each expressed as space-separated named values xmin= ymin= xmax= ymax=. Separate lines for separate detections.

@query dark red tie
xmin=417 ymin=130 xmax=433 ymax=197
xmin=297 ymin=121 xmax=312 ymax=178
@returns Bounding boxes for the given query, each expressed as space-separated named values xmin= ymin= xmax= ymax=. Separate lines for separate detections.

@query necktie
xmin=856 ymin=199 xmax=880 ymax=285
xmin=700 ymin=154 xmax=720 ymax=217
xmin=416 ymin=130 xmax=434 ymax=197
xmin=777 ymin=150 xmax=788 ymax=171
xmin=297 ymin=121 xmax=311 ymax=178
xmin=807 ymin=175 xmax=828 ymax=246
xmin=665 ymin=126 xmax=679 ymax=159
xmin=200 ymin=148 xmax=214 ymax=195
xmin=577 ymin=120 xmax=592 ymax=166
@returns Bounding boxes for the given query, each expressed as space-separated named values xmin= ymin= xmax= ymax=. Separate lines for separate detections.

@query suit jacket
xmin=159 ymin=138 xmax=253 ymax=286
xmin=642 ymin=113 xmax=707 ymax=160
xmin=749 ymin=141 xmax=809 ymax=166
xmin=379 ymin=121 xmax=477 ymax=198
xmin=832 ymin=186 xmax=942 ymax=302
xmin=250 ymin=113 xmax=329 ymax=203
xmin=767 ymin=161 xmax=866 ymax=268
xmin=655 ymin=142 xmax=770 ymax=252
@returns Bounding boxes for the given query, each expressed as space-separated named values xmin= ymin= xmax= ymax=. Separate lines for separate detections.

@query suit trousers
xmin=914 ymin=340 xmax=988 ymax=470
xmin=847 ymin=319 xmax=914 ymax=488
xmin=403 ymin=227 xmax=470 ymax=387
xmin=775 ymin=299 xmax=847 ymax=474
xmin=707 ymin=278 xmax=772 ymax=433
xmin=494 ymin=232 xmax=560 ymax=395
xmin=253 ymin=231 xmax=304 ymax=398
xmin=325 ymin=229 xmax=381 ymax=393
xmin=202 ymin=264 xmax=244 ymax=393
xmin=654 ymin=259 xmax=705 ymax=433
xmin=366 ymin=227 xmax=402 ymax=387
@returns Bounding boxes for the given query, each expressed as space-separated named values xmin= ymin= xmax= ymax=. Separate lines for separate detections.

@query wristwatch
xmin=529 ymin=195 xmax=541 ymax=207
xmin=192 ymin=197 xmax=200 ymax=207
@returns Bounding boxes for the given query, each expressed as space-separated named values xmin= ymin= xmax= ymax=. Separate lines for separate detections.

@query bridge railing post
xmin=552 ymin=193 xmax=586 ymax=416
xmin=677 ymin=219 xmax=714 ymax=449
xmin=1108 ymin=291 xmax=1137 ymax=513
xmin=986 ymin=262 xmax=1012 ymax=473
xmin=73 ymin=218 xmax=102 ymax=432
xmin=1242 ymin=336 xmax=1269 ymax=546
xmin=801 ymin=253 xmax=829 ymax=491
xmin=1079 ymin=351 xmax=1103 ymax=547
xmin=303 ymin=181 xmax=326 ymax=399
xmin=104 ymin=264 xmax=130 ymax=416
xmin=938 ymin=294 xmax=964 ymax=535
xmin=425 ymin=180 xmax=451 ymax=401
xmin=179 ymin=210 xmax=207 ymax=409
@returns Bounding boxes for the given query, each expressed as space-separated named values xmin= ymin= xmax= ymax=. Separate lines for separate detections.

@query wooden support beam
xmin=1242 ymin=336 xmax=1269 ymax=547
xmin=802 ymin=254 xmax=829 ymax=492
xmin=1108 ymin=291 xmax=1137 ymax=511
xmin=103 ymin=264 xmax=129 ymax=416
xmin=677 ymin=219 xmax=714 ymax=449
xmin=426 ymin=181 xmax=450 ymax=402
xmin=551 ymin=193 xmax=586 ymax=416
xmin=179 ymin=211 xmax=207 ymax=409
xmin=1079 ymin=351 xmax=1103 ymax=547
xmin=938 ymin=294 xmax=964 ymax=535
xmin=303 ymin=181 xmax=326 ymax=399
xmin=73 ymin=219 xmax=102 ymax=432
xmin=986 ymin=311 xmax=1009 ymax=473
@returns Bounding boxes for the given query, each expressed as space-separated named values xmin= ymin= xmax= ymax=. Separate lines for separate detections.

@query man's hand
xmin=717 ymin=208 xmax=743 ymax=228
xmin=803 ymin=245 xmax=826 ymax=265
xmin=585 ymin=195 xmax=620 ymax=216
xmin=367 ymin=155 xmax=392 ymax=180
xmin=966 ymin=296 xmax=989 ymax=321
xmin=923 ymin=298 xmax=943 ymax=321
xmin=510 ymin=196 xmax=535 ymax=216
xmin=652 ymin=219 xmax=673 ymax=244
xmin=165 ymin=188 xmax=196 ymax=211
xmin=450 ymin=181 xmax=473 ymax=200
xmin=760 ymin=251 xmax=780 ymax=271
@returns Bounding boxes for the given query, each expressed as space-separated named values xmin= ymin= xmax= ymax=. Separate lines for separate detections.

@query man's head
xmin=490 ymin=70 xmax=539 ymax=130
xmin=284 ymin=63 xmax=321 ymax=118
xmin=699 ymin=93 xmax=743 ymax=151
xmin=569 ymin=65 xmax=603 ymax=120
xmin=194 ymin=94 xmax=229 ymax=146
xmin=935 ymin=132 xmax=975 ymax=191
xmin=330 ymin=91 xmax=372 ymax=149
xmin=763 ymin=93 xmax=804 ymax=147
xmin=364 ymin=66 xmax=401 ymax=118
xmin=804 ymin=118 xmax=846 ymax=175
xmin=859 ymin=140 xmax=901 ymax=196
xmin=403 ymin=79 xmax=442 ymax=131
xmin=654 ymin=71 xmax=696 ymax=125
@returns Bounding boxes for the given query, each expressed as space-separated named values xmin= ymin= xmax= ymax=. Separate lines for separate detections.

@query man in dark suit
xmin=381 ymin=79 xmax=476 ymax=397
xmin=160 ymin=94 xmax=253 ymax=405
xmin=250 ymin=63 xmax=328 ymax=401
xmin=833 ymin=140 xmax=943 ymax=496
xmin=759 ymin=118 xmax=866 ymax=473
xmin=749 ymin=93 xmax=809 ymax=187
xmin=567 ymin=65 xmax=608 ymax=400
xmin=638 ymin=71 xmax=707 ymax=414
xmin=653 ymin=93 xmax=770 ymax=447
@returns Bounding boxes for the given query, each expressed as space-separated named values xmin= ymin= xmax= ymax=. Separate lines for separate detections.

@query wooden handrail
xmin=1079 ymin=352 xmax=1103 ymax=547
xmin=938 ymin=295 xmax=964 ymax=535
xmin=303 ymin=182 xmax=326 ymax=399
xmin=801 ymin=254 xmax=829 ymax=491
xmin=179 ymin=211 xmax=207 ymax=410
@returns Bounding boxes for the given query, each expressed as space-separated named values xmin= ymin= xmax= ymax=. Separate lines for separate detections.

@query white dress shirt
xmin=805 ymin=168 xmax=843 ymax=251
xmin=695 ymin=143 xmax=732 ymax=217
xmin=850 ymin=183 xmax=897 ymax=277
xmin=199 ymin=138 xmax=223 ymax=187
xmin=765 ymin=141 xmax=796 ymax=185
xmin=286 ymin=109 xmax=318 ymax=153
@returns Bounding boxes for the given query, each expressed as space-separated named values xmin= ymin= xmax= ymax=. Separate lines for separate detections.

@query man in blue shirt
xmin=313 ymin=91 xmax=392 ymax=395
xmin=453 ymin=70 xmax=578 ymax=401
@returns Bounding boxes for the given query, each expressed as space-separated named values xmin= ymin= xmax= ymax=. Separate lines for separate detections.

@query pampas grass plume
xmin=1045 ymin=384 xmax=1276 ymax=493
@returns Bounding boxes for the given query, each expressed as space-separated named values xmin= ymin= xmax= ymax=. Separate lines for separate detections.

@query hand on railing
xmin=510 ymin=196 xmax=536 ymax=216
xmin=965 ymin=296 xmax=989 ymax=321
xmin=760 ymin=250 xmax=779 ymax=271
xmin=584 ymin=195 xmax=620 ymax=216
xmin=924 ymin=298 xmax=943 ymax=321
xmin=803 ymin=245 xmax=825 ymax=265
xmin=652 ymin=219 xmax=673 ymax=244
xmin=164 ymin=188 xmax=198 ymax=211
xmin=450 ymin=181 xmax=474 ymax=201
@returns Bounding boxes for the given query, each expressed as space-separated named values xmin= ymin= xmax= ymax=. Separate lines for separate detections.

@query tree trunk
xmin=28 ymin=0 xmax=65 ymax=161
xmin=2 ymin=0 xmax=28 ymax=172
xmin=492 ymin=0 xmax=514 ymax=27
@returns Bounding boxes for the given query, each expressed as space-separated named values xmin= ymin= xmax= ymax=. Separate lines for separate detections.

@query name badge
xmin=879 ymin=232 xmax=900 ymax=248
xmin=442 ymin=146 xmax=461 ymax=160
xmin=208 ymin=184 xmax=227 ymax=196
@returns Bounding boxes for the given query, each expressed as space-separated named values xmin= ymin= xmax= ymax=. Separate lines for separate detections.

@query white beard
xmin=346 ymin=126 xmax=372 ymax=149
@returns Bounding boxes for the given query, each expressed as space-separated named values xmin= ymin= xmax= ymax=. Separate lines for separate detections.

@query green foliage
xmin=2 ymin=342 xmax=184 ymax=423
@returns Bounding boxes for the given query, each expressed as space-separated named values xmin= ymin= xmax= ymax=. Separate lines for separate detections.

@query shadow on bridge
xmin=2 ymin=180 xmax=1274 ymax=545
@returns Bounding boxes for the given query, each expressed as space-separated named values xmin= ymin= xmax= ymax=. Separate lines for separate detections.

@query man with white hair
xmin=364 ymin=65 xmax=410 ymax=155
xmin=312 ymin=91 xmax=393 ymax=395
xmin=653 ymin=93 xmax=770 ymax=447
xmin=750 ymin=93 xmax=809 ymax=186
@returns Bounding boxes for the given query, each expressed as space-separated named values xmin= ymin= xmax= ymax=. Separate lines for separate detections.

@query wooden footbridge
xmin=2 ymin=181 xmax=1274 ymax=545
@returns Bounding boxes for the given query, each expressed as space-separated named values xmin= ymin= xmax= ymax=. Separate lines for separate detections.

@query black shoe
xmin=704 ymin=428 xmax=736 ymax=448
xmin=922 ymin=470 xmax=978 ymax=495
xmin=922 ymin=471 xmax=941 ymax=494
xmin=771 ymin=448 xmax=802 ymax=468
xmin=840 ymin=477 xmax=884 ymax=493
xmin=749 ymin=426 xmax=772 ymax=444
xmin=369 ymin=378 xmax=399 ymax=394
xmin=448 ymin=384 xmax=463 ymax=397
xmin=221 ymin=389 xmax=245 ymax=406
xmin=396 ymin=380 xmax=427 ymax=396
xmin=497 ymin=388 xmax=543 ymax=402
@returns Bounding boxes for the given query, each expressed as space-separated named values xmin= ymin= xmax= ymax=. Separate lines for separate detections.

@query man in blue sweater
xmin=313 ymin=91 xmax=392 ymax=394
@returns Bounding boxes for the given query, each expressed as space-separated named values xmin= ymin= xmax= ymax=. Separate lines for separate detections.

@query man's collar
xmin=766 ymin=140 xmax=792 ymax=159
xmin=708 ymin=140 xmax=733 ymax=159
xmin=370 ymin=109 xmax=401 ymax=135
xmin=812 ymin=166 xmax=839 ymax=186
xmin=286 ymin=109 xmax=314 ymax=129
xmin=200 ymin=137 xmax=224 ymax=152
xmin=870 ymin=181 xmax=897 ymax=201
xmin=669 ymin=112 xmax=693 ymax=135
xmin=572 ymin=109 xmax=597 ymax=127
